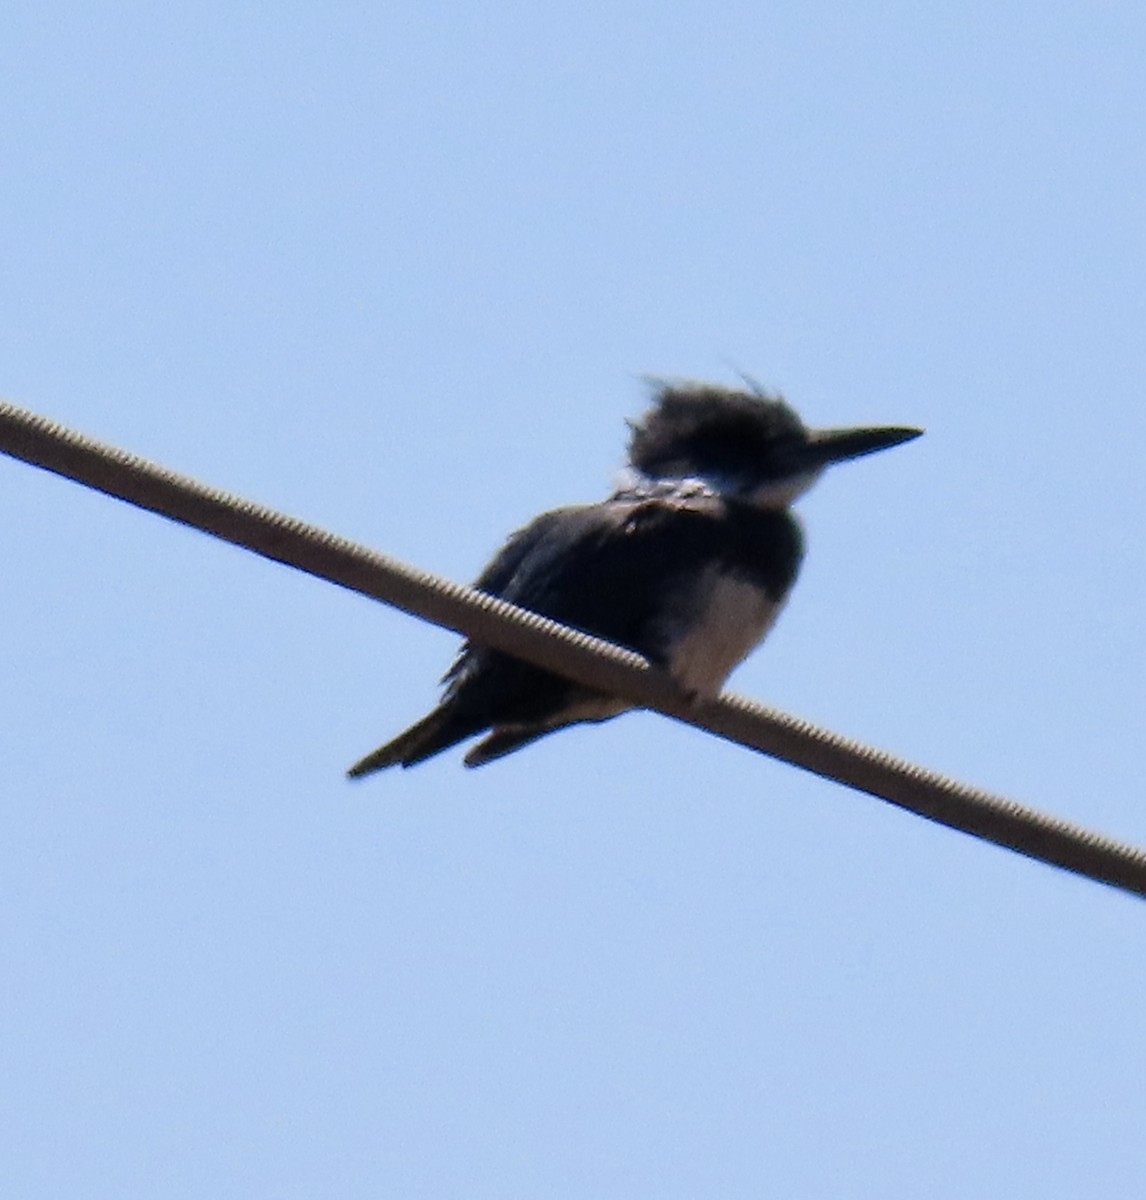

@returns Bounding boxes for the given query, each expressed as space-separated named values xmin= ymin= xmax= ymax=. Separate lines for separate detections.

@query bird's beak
xmin=802 ymin=424 xmax=923 ymax=469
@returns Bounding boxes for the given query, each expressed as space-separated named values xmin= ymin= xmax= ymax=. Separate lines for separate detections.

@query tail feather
xmin=462 ymin=725 xmax=559 ymax=768
xmin=346 ymin=704 xmax=481 ymax=778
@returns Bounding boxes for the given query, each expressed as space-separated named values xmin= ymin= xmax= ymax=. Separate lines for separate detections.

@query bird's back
xmin=442 ymin=485 xmax=804 ymax=723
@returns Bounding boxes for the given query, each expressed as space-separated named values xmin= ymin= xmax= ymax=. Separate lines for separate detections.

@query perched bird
xmin=348 ymin=381 xmax=920 ymax=775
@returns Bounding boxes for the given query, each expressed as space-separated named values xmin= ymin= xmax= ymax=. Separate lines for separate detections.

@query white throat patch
xmin=616 ymin=467 xmax=822 ymax=509
xmin=747 ymin=469 xmax=823 ymax=509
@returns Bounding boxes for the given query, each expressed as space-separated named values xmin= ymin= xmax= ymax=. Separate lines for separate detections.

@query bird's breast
xmin=662 ymin=570 xmax=782 ymax=698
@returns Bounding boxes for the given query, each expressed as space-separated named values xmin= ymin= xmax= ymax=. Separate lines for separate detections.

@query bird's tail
xmin=346 ymin=703 xmax=482 ymax=778
xmin=462 ymin=725 xmax=557 ymax=768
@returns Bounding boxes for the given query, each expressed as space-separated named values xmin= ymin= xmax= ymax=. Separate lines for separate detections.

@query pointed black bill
xmin=803 ymin=424 xmax=923 ymax=469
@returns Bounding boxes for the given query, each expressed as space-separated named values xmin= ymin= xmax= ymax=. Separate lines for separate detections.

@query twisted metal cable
xmin=1 ymin=398 xmax=1143 ymax=899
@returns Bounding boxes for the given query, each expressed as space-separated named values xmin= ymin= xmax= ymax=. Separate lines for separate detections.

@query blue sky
xmin=2 ymin=3 xmax=1145 ymax=1196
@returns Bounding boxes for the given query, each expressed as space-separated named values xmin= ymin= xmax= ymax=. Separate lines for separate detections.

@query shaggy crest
xmin=627 ymin=382 xmax=807 ymax=481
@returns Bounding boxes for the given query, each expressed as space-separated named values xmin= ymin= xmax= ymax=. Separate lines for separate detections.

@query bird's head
xmin=626 ymin=381 xmax=922 ymax=507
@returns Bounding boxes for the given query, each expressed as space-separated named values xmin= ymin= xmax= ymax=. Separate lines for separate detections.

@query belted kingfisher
xmin=348 ymin=381 xmax=921 ymax=775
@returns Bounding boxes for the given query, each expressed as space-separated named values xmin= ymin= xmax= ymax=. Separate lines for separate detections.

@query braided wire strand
xmin=1 ymin=398 xmax=1143 ymax=899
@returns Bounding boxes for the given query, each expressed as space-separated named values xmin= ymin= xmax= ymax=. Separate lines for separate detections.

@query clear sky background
xmin=2 ymin=3 xmax=1145 ymax=1196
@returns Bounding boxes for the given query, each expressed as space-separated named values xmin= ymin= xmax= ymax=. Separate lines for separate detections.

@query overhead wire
xmin=1 ymin=397 xmax=1144 ymax=900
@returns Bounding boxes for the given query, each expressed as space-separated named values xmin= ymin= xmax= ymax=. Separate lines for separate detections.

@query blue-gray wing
xmin=440 ymin=493 xmax=802 ymax=725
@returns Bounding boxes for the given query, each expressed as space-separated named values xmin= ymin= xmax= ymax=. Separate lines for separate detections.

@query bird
xmin=347 ymin=380 xmax=921 ymax=775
